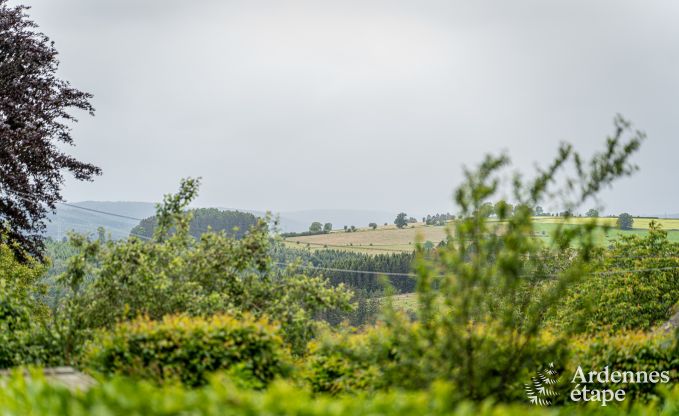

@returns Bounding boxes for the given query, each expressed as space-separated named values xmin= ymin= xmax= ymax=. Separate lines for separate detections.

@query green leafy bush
xmin=0 ymin=371 xmax=677 ymax=415
xmin=569 ymin=331 xmax=678 ymax=401
xmin=83 ymin=314 xmax=289 ymax=387
xmin=557 ymin=223 xmax=679 ymax=333
xmin=304 ymin=320 xmax=570 ymax=399
xmin=0 ymin=244 xmax=62 ymax=368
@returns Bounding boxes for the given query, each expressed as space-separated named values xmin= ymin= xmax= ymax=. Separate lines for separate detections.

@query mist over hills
xmin=45 ymin=201 xmax=397 ymax=240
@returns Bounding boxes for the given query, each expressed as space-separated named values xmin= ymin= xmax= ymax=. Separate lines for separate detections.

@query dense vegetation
xmin=273 ymin=246 xmax=415 ymax=293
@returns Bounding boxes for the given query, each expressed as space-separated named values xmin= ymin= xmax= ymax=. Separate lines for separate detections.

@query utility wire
xmin=275 ymin=262 xmax=417 ymax=278
xmin=8 ymin=191 xmax=679 ymax=276
xmin=7 ymin=190 xmax=145 ymax=221
xmin=56 ymin=201 xmax=144 ymax=221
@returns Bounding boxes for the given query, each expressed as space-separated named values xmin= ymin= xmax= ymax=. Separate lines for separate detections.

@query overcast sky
xmin=18 ymin=0 xmax=679 ymax=215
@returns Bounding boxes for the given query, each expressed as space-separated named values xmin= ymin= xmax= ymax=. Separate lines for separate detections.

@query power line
xmin=7 ymin=190 xmax=145 ymax=221
xmin=50 ymin=217 xmax=153 ymax=241
xmin=276 ymin=260 xmax=679 ymax=279
xmin=56 ymin=201 xmax=144 ymax=221
xmin=284 ymin=239 xmax=415 ymax=252
xmin=275 ymin=262 xmax=417 ymax=278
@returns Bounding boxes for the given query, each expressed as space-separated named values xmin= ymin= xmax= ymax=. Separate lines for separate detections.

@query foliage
xmin=281 ymin=230 xmax=328 ymax=238
xmin=323 ymin=222 xmax=332 ymax=232
xmin=424 ymin=213 xmax=455 ymax=226
xmin=0 ymin=1 xmax=100 ymax=261
xmin=617 ymin=213 xmax=634 ymax=230
xmin=57 ymin=178 xmax=352 ymax=355
xmin=0 ymin=371 xmax=678 ymax=415
xmin=394 ymin=213 xmax=408 ymax=228
xmin=304 ymin=319 xmax=569 ymax=399
xmin=273 ymin=246 xmax=415 ymax=294
xmin=0 ymin=244 xmax=63 ymax=367
xmin=586 ymin=209 xmax=600 ymax=218
xmin=569 ymin=331 xmax=678 ymax=402
xmin=84 ymin=314 xmax=289 ymax=387
xmin=309 ymin=222 xmax=323 ymax=233
xmin=555 ymin=223 xmax=679 ymax=333
xmin=378 ymin=116 xmax=644 ymax=400
xmin=130 ymin=208 xmax=258 ymax=240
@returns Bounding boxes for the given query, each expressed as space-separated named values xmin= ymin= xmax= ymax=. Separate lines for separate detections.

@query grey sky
xmin=19 ymin=0 xmax=679 ymax=216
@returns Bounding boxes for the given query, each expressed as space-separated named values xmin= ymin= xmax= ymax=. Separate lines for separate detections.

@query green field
xmin=285 ymin=216 xmax=679 ymax=252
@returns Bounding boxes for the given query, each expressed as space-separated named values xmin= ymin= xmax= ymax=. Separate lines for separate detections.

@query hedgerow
xmin=0 ymin=372 xmax=677 ymax=415
xmin=83 ymin=314 xmax=290 ymax=387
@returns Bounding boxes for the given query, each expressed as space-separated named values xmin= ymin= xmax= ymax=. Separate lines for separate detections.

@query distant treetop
xmin=131 ymin=208 xmax=258 ymax=240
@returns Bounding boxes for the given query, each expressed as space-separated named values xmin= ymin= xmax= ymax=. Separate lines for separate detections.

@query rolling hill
xmin=44 ymin=201 xmax=396 ymax=241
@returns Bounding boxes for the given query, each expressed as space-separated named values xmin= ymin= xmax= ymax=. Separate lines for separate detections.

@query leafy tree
xmin=357 ymin=116 xmax=644 ymax=399
xmin=585 ymin=208 xmax=599 ymax=217
xmin=368 ymin=223 xmax=377 ymax=230
xmin=617 ymin=212 xmax=634 ymax=230
xmin=394 ymin=213 xmax=408 ymax=229
xmin=309 ymin=222 xmax=323 ymax=233
xmin=57 ymin=178 xmax=352 ymax=355
xmin=0 ymin=1 xmax=101 ymax=260
xmin=424 ymin=213 xmax=455 ymax=226
xmin=556 ymin=222 xmax=679 ymax=333
xmin=478 ymin=202 xmax=494 ymax=218
xmin=323 ymin=223 xmax=332 ymax=232
xmin=534 ymin=205 xmax=544 ymax=216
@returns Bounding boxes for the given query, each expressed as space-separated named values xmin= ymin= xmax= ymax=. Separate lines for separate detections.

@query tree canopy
xmin=130 ymin=208 xmax=258 ymax=240
xmin=0 ymin=1 xmax=100 ymax=261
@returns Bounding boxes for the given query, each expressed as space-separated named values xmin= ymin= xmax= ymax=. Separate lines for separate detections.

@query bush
xmin=569 ymin=331 xmax=678 ymax=401
xmin=304 ymin=320 xmax=569 ymax=400
xmin=0 ymin=244 xmax=62 ymax=368
xmin=83 ymin=314 xmax=289 ymax=387
xmin=556 ymin=224 xmax=679 ymax=333
xmin=0 ymin=371 xmax=677 ymax=415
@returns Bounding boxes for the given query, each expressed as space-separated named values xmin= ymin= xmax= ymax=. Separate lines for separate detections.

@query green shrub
xmin=83 ymin=314 xmax=289 ymax=387
xmin=304 ymin=320 xmax=569 ymax=400
xmin=556 ymin=224 xmax=679 ymax=333
xmin=0 ymin=371 xmax=677 ymax=415
xmin=0 ymin=244 xmax=62 ymax=368
xmin=569 ymin=331 xmax=678 ymax=401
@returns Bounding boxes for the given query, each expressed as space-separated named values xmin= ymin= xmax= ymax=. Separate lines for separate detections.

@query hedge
xmin=0 ymin=372 xmax=676 ymax=415
xmin=83 ymin=314 xmax=289 ymax=387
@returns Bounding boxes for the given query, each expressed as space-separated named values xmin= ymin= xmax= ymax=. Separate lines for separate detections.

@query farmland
xmin=284 ymin=216 xmax=679 ymax=252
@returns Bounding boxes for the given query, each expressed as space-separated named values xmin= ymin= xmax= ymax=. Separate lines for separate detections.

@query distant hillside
xmin=45 ymin=202 xmax=396 ymax=240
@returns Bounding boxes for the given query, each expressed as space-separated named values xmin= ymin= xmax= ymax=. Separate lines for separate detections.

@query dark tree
xmin=309 ymin=222 xmax=323 ymax=233
xmin=394 ymin=212 xmax=408 ymax=229
xmin=323 ymin=222 xmax=332 ymax=232
xmin=368 ymin=222 xmax=377 ymax=230
xmin=0 ymin=2 xmax=100 ymax=260
xmin=617 ymin=212 xmax=634 ymax=230
xmin=586 ymin=208 xmax=599 ymax=218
